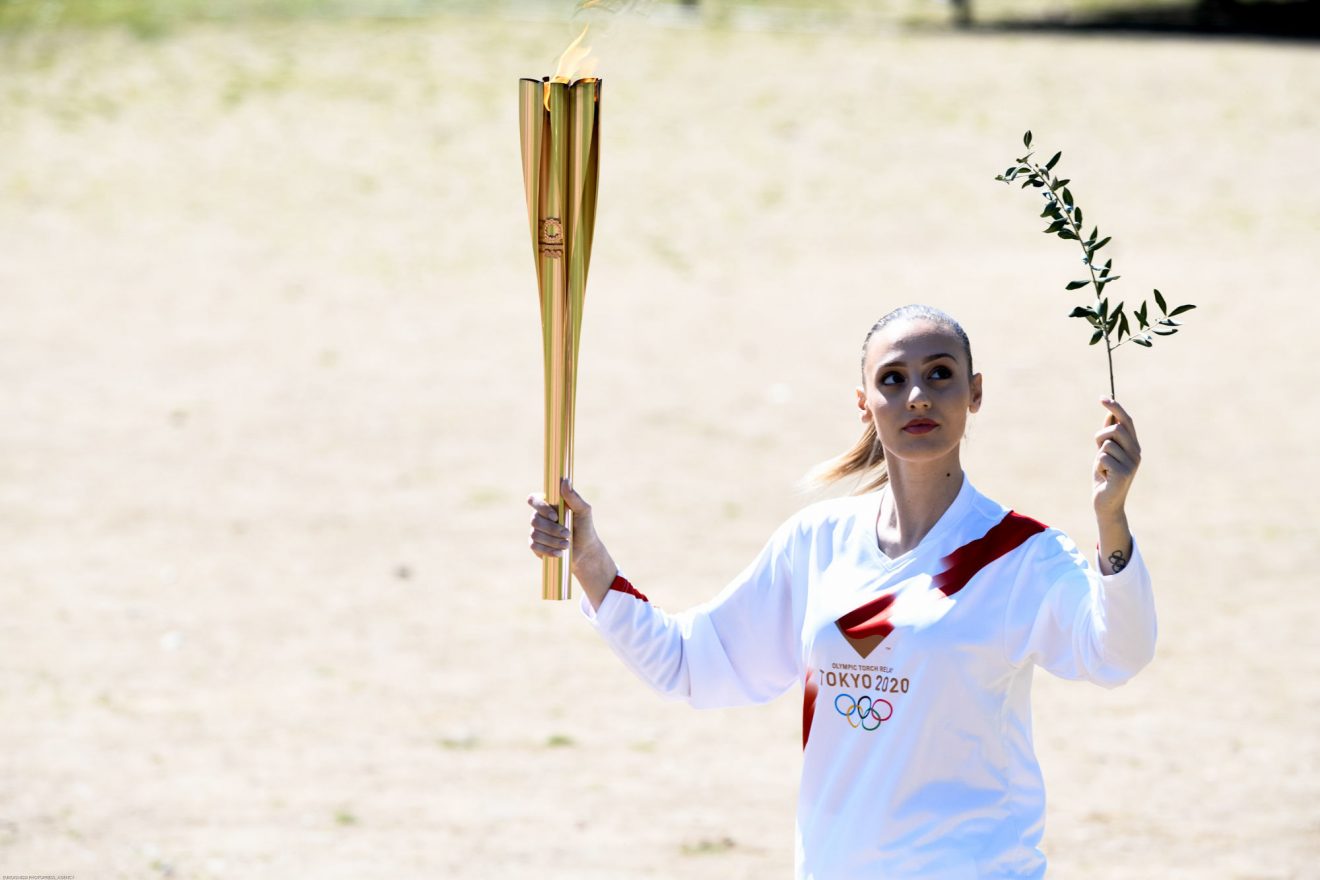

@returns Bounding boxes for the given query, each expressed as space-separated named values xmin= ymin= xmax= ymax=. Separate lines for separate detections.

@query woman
xmin=527 ymin=304 xmax=1156 ymax=879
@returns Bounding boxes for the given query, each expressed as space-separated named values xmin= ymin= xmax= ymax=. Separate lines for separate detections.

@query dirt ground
xmin=0 ymin=9 xmax=1317 ymax=879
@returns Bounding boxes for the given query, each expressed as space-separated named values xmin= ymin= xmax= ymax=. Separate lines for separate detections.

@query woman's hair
xmin=806 ymin=305 xmax=974 ymax=494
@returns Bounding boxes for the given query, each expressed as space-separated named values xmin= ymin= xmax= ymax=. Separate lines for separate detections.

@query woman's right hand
xmin=527 ymin=478 xmax=617 ymax=608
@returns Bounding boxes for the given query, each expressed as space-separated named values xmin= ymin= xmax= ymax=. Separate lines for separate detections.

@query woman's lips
xmin=902 ymin=420 xmax=938 ymax=434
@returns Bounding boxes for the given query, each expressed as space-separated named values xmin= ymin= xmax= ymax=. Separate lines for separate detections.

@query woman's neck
xmin=876 ymin=454 xmax=965 ymax=559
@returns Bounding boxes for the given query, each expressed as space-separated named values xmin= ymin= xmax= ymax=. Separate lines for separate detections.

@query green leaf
xmin=1133 ymin=336 xmax=1153 ymax=348
xmin=1154 ymin=289 xmax=1168 ymax=314
xmin=1118 ymin=311 xmax=1130 ymax=340
xmin=1153 ymin=328 xmax=1178 ymax=336
xmin=1044 ymin=219 xmax=1067 ymax=234
xmin=1088 ymin=227 xmax=1099 ymax=245
xmin=1103 ymin=258 xmax=1113 ymax=271
xmin=1058 ymin=228 xmax=1078 ymax=239
xmin=1045 ymin=151 xmax=1062 ymax=170
xmin=1096 ymin=281 xmax=1106 ymax=295
xmin=1024 ymin=130 xmax=1033 ymax=148
xmin=1065 ymin=280 xmax=1089 ymax=290
xmin=1090 ymin=329 xmax=1104 ymax=345
xmin=1136 ymin=302 xmax=1149 ymax=329
xmin=1169 ymin=303 xmax=1197 ymax=316
xmin=1062 ymin=188 xmax=1074 ymax=208
xmin=1090 ymin=236 xmax=1112 ymax=253
xmin=1055 ymin=178 xmax=1070 ymax=187
xmin=1068 ymin=306 xmax=1094 ymax=317
xmin=1098 ymin=298 xmax=1109 ymax=321
xmin=1074 ymin=206 xmax=1083 ymax=226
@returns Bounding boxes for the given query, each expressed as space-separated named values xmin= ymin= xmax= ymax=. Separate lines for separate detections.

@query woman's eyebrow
xmin=878 ymin=352 xmax=956 ymax=369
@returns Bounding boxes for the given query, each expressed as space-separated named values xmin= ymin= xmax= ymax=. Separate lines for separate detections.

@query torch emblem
xmin=538 ymin=218 xmax=565 ymax=258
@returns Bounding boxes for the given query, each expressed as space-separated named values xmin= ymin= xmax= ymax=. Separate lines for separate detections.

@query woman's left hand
xmin=1093 ymin=397 xmax=1141 ymax=520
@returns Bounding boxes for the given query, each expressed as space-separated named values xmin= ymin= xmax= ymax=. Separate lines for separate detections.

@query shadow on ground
xmin=955 ymin=0 xmax=1320 ymax=40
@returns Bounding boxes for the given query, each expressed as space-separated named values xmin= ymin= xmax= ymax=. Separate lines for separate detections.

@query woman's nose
xmin=907 ymin=383 xmax=931 ymax=409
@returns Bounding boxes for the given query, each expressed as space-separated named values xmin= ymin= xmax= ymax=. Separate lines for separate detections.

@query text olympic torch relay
xmin=522 ymin=18 xmax=1166 ymax=880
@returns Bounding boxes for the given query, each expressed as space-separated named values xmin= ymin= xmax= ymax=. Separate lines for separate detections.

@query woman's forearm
xmin=1096 ymin=510 xmax=1133 ymax=575
xmin=573 ymin=544 xmax=618 ymax=610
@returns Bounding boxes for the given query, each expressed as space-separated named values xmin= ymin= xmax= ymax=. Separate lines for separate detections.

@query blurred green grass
xmin=0 ymin=0 xmax=503 ymax=36
xmin=0 ymin=0 xmax=441 ymax=35
xmin=0 ymin=0 xmax=1200 ymax=38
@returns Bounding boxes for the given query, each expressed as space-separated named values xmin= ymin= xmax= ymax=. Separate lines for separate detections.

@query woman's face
xmin=856 ymin=319 xmax=982 ymax=467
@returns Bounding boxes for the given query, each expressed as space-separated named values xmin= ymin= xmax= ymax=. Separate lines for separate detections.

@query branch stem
xmin=1025 ymin=159 xmax=1117 ymax=399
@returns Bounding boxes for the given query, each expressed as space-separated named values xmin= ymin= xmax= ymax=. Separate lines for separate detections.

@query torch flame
xmin=551 ymin=24 xmax=597 ymax=85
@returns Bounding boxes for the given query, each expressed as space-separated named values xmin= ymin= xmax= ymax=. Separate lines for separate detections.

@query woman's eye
xmin=880 ymin=371 xmax=904 ymax=386
xmin=929 ymin=365 xmax=953 ymax=380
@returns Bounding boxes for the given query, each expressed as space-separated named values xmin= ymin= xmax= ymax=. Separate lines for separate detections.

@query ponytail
xmin=804 ymin=421 xmax=890 ymax=494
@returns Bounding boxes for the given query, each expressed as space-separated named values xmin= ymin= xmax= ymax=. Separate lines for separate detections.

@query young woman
xmin=526 ymin=304 xmax=1156 ymax=880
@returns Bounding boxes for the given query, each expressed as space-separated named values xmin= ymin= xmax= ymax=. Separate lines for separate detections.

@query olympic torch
xmin=520 ymin=30 xmax=601 ymax=600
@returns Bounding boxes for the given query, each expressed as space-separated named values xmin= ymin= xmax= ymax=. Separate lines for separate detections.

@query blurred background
xmin=1 ymin=1 xmax=1317 ymax=878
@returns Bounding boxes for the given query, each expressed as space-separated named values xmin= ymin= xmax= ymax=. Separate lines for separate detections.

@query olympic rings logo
xmin=834 ymin=693 xmax=893 ymax=731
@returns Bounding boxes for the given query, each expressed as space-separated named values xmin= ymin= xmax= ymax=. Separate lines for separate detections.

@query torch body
xmin=520 ymin=77 xmax=601 ymax=600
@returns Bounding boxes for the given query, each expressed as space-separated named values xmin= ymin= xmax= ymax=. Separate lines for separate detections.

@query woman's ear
xmin=969 ymin=372 xmax=984 ymax=414
xmin=856 ymin=386 xmax=872 ymax=423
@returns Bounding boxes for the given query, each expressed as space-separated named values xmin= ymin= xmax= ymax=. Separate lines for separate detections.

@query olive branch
xmin=996 ymin=130 xmax=1195 ymax=399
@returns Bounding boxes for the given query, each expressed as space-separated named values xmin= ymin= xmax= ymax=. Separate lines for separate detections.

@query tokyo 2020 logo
xmin=834 ymin=693 xmax=893 ymax=731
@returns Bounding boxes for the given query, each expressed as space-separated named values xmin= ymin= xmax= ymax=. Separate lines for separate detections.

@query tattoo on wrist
xmin=1107 ymin=550 xmax=1128 ymax=573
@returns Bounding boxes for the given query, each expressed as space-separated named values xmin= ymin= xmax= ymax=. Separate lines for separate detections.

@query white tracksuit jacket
xmin=582 ymin=476 xmax=1157 ymax=879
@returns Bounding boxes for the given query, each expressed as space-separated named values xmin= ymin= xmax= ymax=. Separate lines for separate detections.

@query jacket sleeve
xmin=1005 ymin=530 xmax=1158 ymax=688
xmin=580 ymin=521 xmax=803 ymax=709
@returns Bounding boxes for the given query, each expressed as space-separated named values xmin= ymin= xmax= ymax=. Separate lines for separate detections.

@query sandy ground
xmin=0 ymin=9 xmax=1318 ymax=879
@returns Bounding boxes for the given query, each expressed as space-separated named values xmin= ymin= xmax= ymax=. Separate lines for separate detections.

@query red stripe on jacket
xmin=837 ymin=511 xmax=1048 ymax=642
xmin=609 ymin=573 xmax=649 ymax=603
xmin=933 ymin=512 xmax=1047 ymax=597
xmin=802 ymin=669 xmax=819 ymax=749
